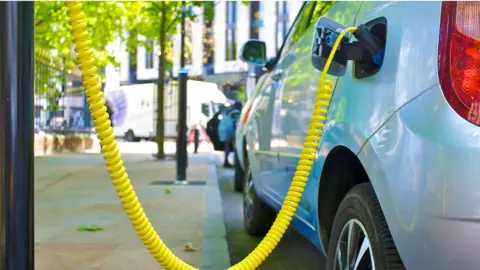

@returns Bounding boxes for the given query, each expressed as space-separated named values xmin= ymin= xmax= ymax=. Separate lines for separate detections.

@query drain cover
xmin=149 ymin=180 xmax=206 ymax=186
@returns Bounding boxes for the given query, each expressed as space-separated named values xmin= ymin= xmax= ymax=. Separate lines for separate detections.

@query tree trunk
xmin=155 ymin=2 xmax=167 ymax=160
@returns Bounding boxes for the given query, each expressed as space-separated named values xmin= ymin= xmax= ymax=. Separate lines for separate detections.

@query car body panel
xmin=361 ymin=84 xmax=480 ymax=270
xmin=243 ymin=0 xmax=479 ymax=268
xmin=260 ymin=0 xmax=364 ymax=242
xmin=235 ymin=73 xmax=269 ymax=170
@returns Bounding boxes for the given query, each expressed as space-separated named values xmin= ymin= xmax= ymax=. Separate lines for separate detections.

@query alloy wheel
xmin=334 ymin=219 xmax=375 ymax=270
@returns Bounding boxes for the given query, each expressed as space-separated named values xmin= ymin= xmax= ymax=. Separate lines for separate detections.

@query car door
xmin=254 ymin=2 xmax=317 ymax=205
xmin=247 ymin=74 xmax=281 ymax=193
xmin=276 ymin=1 xmax=364 ymax=226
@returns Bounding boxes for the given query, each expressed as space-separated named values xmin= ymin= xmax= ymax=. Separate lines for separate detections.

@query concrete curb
xmin=201 ymin=162 xmax=231 ymax=269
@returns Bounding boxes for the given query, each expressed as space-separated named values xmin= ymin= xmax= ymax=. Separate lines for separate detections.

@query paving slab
xmin=35 ymin=151 xmax=229 ymax=270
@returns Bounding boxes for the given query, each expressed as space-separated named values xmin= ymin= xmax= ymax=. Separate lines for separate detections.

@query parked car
xmin=238 ymin=1 xmax=480 ymax=269
xmin=234 ymin=72 xmax=269 ymax=192
xmin=206 ymin=99 xmax=239 ymax=152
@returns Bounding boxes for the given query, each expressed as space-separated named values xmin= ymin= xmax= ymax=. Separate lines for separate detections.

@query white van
xmin=105 ymin=80 xmax=227 ymax=141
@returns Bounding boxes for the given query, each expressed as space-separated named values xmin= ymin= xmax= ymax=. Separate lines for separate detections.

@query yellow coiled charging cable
xmin=64 ymin=2 xmax=356 ymax=269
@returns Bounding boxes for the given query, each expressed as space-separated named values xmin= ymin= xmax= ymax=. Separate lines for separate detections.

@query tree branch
xmin=165 ymin=12 xmax=181 ymax=32
xmin=165 ymin=1 xmax=222 ymax=32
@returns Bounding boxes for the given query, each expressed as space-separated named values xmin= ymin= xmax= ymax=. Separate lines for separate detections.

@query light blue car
xmin=234 ymin=72 xmax=268 ymax=192
xmin=237 ymin=1 xmax=480 ymax=269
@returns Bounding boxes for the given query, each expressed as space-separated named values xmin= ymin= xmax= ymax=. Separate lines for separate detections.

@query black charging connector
xmin=315 ymin=25 xmax=386 ymax=69
xmin=353 ymin=17 xmax=387 ymax=78
xmin=352 ymin=24 xmax=386 ymax=68
xmin=311 ymin=16 xmax=387 ymax=78
xmin=353 ymin=24 xmax=384 ymax=57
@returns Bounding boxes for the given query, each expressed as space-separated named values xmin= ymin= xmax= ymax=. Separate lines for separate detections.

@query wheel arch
xmin=317 ymin=145 xmax=371 ymax=252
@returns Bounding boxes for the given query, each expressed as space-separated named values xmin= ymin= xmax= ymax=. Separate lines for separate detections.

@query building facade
xmin=104 ymin=1 xmax=303 ymax=100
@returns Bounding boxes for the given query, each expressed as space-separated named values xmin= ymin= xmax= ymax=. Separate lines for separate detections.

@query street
xmin=34 ymin=142 xmax=326 ymax=269
xmin=213 ymin=156 xmax=326 ymax=270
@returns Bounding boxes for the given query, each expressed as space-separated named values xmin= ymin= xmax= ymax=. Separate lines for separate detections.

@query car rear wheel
xmin=326 ymin=183 xmax=405 ymax=270
xmin=234 ymin=151 xmax=244 ymax=192
xmin=243 ymin=161 xmax=276 ymax=236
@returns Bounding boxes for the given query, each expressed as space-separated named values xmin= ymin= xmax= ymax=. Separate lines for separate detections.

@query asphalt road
xmin=216 ymin=167 xmax=326 ymax=270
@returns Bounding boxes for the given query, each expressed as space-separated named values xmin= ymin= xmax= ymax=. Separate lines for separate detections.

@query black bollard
xmin=176 ymin=0 xmax=188 ymax=183
xmin=176 ymin=69 xmax=188 ymax=182
xmin=0 ymin=2 xmax=35 ymax=269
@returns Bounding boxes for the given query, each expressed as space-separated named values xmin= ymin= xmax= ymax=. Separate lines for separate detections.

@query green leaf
xmin=77 ymin=224 xmax=104 ymax=232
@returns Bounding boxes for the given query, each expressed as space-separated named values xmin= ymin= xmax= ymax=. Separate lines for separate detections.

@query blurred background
xmin=33 ymin=1 xmax=302 ymax=156
xmin=29 ymin=2 xmax=337 ymax=269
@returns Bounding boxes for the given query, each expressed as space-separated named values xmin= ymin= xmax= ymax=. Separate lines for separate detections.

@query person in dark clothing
xmin=223 ymin=140 xmax=233 ymax=167
xmin=218 ymin=102 xmax=242 ymax=168
xmin=193 ymin=126 xmax=200 ymax=154
xmin=233 ymin=100 xmax=242 ymax=111
xmin=106 ymin=102 xmax=114 ymax=128
xmin=206 ymin=111 xmax=223 ymax=151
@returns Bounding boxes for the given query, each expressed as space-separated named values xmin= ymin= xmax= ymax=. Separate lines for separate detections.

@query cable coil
xmin=65 ymin=2 xmax=357 ymax=269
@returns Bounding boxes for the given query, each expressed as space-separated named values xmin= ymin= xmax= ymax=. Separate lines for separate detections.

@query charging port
xmin=354 ymin=17 xmax=387 ymax=79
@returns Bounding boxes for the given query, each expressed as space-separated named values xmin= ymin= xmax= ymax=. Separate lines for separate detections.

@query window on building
xmin=225 ymin=1 xmax=237 ymax=61
xmin=203 ymin=2 xmax=215 ymax=66
xmin=278 ymin=2 xmax=316 ymax=58
xmin=249 ymin=1 xmax=261 ymax=39
xmin=145 ymin=39 xmax=154 ymax=69
xmin=275 ymin=0 xmax=289 ymax=52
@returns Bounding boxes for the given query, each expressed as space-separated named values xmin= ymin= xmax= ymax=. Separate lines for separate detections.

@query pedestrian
xmin=206 ymin=110 xmax=223 ymax=151
xmin=106 ymin=102 xmax=114 ymax=128
xmin=193 ymin=125 xmax=200 ymax=154
xmin=217 ymin=104 xmax=241 ymax=168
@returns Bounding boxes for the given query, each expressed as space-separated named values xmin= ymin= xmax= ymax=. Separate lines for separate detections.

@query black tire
xmin=125 ymin=130 xmax=135 ymax=142
xmin=233 ymin=151 xmax=244 ymax=192
xmin=326 ymin=183 xmax=405 ymax=270
xmin=243 ymin=161 xmax=276 ymax=236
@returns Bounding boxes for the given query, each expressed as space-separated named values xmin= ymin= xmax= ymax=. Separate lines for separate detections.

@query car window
xmin=278 ymin=2 xmax=315 ymax=59
xmin=252 ymin=73 xmax=268 ymax=98
xmin=278 ymin=1 xmax=338 ymax=60
xmin=309 ymin=1 xmax=363 ymax=28
xmin=309 ymin=2 xmax=337 ymax=25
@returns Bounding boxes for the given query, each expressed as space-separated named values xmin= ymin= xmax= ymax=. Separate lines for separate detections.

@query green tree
xmin=35 ymin=1 xmax=141 ymax=113
xmin=35 ymin=1 xmax=249 ymax=159
xmin=35 ymin=1 xmax=138 ymax=69
xmin=34 ymin=1 xmax=213 ymax=158
xmin=129 ymin=1 xmax=215 ymax=160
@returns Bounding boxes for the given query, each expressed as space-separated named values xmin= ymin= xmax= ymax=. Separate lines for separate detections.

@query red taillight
xmin=439 ymin=1 xmax=480 ymax=125
xmin=243 ymin=105 xmax=252 ymax=124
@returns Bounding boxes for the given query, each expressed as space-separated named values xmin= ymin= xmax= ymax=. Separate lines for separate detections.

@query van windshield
xmin=212 ymin=103 xmax=226 ymax=114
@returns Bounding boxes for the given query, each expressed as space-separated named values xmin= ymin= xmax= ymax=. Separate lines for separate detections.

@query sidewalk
xmin=35 ymin=152 xmax=229 ymax=270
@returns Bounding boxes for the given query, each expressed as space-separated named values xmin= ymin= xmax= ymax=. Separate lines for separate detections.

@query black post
xmin=0 ymin=2 xmax=35 ymax=270
xmin=176 ymin=70 xmax=188 ymax=182
xmin=180 ymin=1 xmax=186 ymax=68
xmin=176 ymin=0 xmax=188 ymax=183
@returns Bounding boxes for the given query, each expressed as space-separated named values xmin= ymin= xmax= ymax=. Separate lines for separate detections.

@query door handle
xmin=272 ymin=69 xmax=284 ymax=81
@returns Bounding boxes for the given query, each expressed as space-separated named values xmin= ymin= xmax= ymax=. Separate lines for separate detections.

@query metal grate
xmin=149 ymin=180 xmax=206 ymax=186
